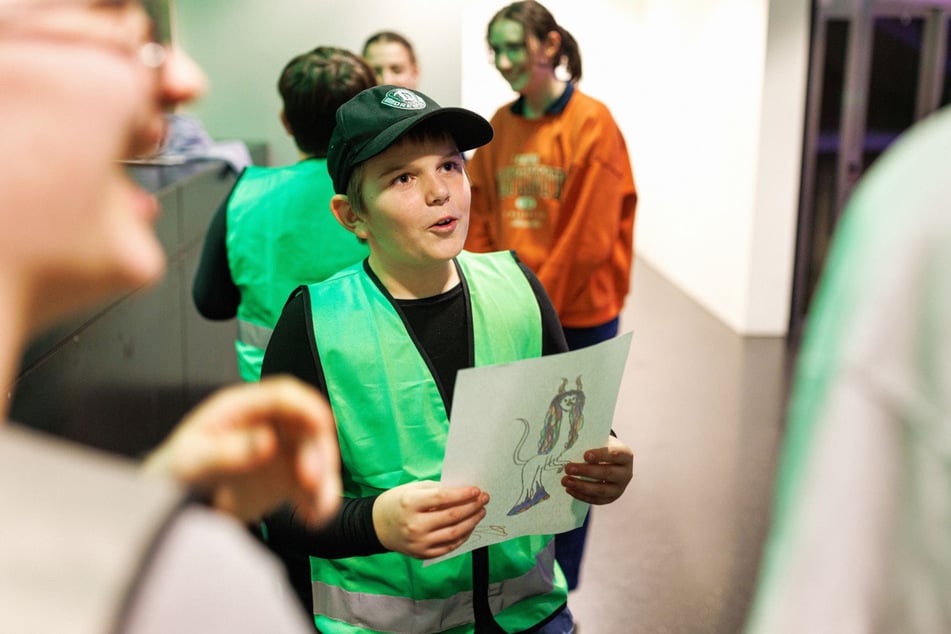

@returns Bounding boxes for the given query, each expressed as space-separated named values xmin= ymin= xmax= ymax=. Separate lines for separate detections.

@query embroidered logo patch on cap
xmin=381 ymin=88 xmax=427 ymax=110
xmin=327 ymin=85 xmax=493 ymax=194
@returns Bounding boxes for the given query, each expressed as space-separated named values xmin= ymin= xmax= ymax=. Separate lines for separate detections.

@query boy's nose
xmin=427 ymin=181 xmax=450 ymax=206
xmin=428 ymin=191 xmax=449 ymax=206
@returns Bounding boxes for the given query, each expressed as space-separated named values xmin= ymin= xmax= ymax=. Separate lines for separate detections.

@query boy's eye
xmin=394 ymin=174 xmax=412 ymax=185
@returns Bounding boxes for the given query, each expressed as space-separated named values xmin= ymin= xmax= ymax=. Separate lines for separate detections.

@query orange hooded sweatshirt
xmin=466 ymin=84 xmax=637 ymax=328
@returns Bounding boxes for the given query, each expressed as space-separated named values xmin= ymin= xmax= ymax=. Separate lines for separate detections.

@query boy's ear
xmin=279 ymin=109 xmax=293 ymax=137
xmin=330 ymin=195 xmax=368 ymax=240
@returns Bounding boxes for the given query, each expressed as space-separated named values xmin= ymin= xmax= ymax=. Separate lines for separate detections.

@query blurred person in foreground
xmin=0 ymin=1 xmax=340 ymax=632
xmin=746 ymin=106 xmax=951 ymax=633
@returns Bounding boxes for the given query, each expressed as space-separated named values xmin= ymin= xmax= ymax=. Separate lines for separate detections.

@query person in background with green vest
xmin=193 ymin=46 xmax=374 ymax=382
xmin=260 ymin=85 xmax=635 ymax=633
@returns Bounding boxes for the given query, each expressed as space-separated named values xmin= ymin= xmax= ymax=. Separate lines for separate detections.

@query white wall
xmin=747 ymin=0 xmax=810 ymax=333
xmin=175 ymin=0 xmax=810 ymax=336
xmin=626 ymin=1 xmax=768 ymax=334
xmin=461 ymin=0 xmax=809 ymax=335
xmin=175 ymin=0 xmax=465 ymax=167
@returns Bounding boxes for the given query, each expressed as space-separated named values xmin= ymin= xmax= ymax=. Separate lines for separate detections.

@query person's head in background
xmin=278 ymin=45 xmax=376 ymax=160
xmin=487 ymin=0 xmax=581 ymax=96
xmin=361 ymin=30 xmax=419 ymax=90
xmin=0 ymin=0 xmax=205 ymax=362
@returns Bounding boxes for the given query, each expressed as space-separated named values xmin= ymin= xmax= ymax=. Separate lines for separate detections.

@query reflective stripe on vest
xmin=306 ymin=251 xmax=565 ymax=633
xmin=236 ymin=318 xmax=273 ymax=350
xmin=313 ymin=542 xmax=557 ymax=633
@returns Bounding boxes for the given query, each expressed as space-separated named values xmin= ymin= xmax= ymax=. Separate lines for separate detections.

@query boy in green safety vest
xmin=193 ymin=47 xmax=373 ymax=382
xmin=260 ymin=85 xmax=634 ymax=634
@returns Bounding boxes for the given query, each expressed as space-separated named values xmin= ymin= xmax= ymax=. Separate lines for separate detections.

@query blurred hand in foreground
xmin=143 ymin=376 xmax=341 ymax=527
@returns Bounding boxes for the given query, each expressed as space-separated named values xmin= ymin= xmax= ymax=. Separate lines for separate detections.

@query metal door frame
xmin=789 ymin=0 xmax=951 ymax=343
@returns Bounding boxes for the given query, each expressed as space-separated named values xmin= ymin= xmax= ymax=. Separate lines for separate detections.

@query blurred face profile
xmin=488 ymin=18 xmax=551 ymax=96
xmin=0 ymin=0 xmax=205 ymax=329
xmin=363 ymin=40 xmax=418 ymax=89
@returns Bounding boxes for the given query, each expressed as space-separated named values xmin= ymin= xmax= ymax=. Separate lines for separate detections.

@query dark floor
xmin=568 ymin=259 xmax=794 ymax=633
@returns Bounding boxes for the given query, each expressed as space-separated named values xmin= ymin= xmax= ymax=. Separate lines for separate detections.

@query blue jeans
xmin=557 ymin=317 xmax=620 ymax=591
xmin=561 ymin=318 xmax=619 ymax=351
xmin=536 ymin=606 xmax=575 ymax=634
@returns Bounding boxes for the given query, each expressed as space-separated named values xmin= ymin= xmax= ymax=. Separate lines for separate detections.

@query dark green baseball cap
xmin=327 ymin=85 xmax=494 ymax=194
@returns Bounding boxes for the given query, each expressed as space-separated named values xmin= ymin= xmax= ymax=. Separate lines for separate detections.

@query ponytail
xmin=556 ymin=26 xmax=582 ymax=83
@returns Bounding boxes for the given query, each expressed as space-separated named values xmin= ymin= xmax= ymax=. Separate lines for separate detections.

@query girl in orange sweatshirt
xmin=465 ymin=0 xmax=638 ymax=593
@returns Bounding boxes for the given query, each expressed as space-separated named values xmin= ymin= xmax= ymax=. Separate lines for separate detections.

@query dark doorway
xmin=789 ymin=0 xmax=951 ymax=344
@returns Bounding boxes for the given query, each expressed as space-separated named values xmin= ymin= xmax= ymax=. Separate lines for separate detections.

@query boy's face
xmin=357 ymin=133 xmax=469 ymax=276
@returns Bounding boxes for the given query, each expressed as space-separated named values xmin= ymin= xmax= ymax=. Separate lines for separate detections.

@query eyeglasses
xmin=0 ymin=0 xmax=172 ymax=70
xmin=140 ymin=0 xmax=171 ymax=68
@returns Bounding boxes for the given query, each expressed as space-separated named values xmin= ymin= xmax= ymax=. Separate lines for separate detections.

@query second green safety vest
xmin=226 ymin=158 xmax=369 ymax=381
xmin=307 ymin=250 xmax=567 ymax=633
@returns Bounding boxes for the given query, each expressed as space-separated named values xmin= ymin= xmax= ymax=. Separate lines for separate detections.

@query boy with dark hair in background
xmin=193 ymin=46 xmax=374 ymax=381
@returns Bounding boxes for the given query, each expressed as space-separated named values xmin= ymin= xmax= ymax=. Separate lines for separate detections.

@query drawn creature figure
xmin=507 ymin=376 xmax=586 ymax=516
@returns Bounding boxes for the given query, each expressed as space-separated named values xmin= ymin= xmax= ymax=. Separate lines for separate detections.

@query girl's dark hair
xmin=488 ymin=0 xmax=582 ymax=82
xmin=362 ymin=31 xmax=418 ymax=65
xmin=278 ymin=46 xmax=376 ymax=157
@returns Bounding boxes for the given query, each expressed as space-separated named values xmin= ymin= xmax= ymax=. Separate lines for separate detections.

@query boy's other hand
xmin=561 ymin=435 xmax=634 ymax=505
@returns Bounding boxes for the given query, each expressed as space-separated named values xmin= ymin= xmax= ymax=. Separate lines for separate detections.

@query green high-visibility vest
xmin=226 ymin=158 xmax=368 ymax=381
xmin=307 ymin=250 xmax=567 ymax=633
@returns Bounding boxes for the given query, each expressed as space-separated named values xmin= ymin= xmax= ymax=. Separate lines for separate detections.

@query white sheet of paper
xmin=428 ymin=331 xmax=633 ymax=565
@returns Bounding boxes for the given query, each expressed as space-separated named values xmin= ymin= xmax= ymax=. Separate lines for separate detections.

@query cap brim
xmin=351 ymin=108 xmax=493 ymax=166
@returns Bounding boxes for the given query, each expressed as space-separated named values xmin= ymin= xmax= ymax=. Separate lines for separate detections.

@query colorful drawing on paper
xmin=507 ymin=376 xmax=586 ymax=516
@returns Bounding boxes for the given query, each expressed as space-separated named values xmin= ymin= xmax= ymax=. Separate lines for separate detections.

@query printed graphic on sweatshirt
xmin=497 ymin=153 xmax=565 ymax=229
